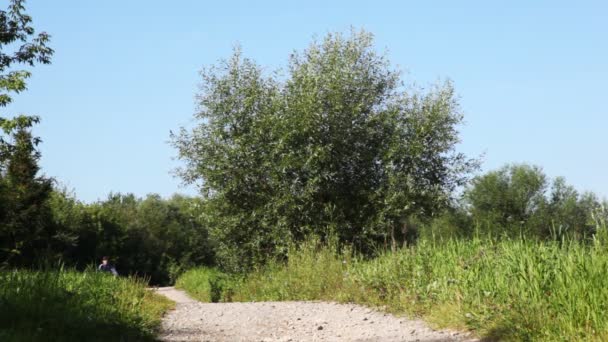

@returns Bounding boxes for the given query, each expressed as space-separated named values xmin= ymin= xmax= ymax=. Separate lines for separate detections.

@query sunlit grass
xmin=0 ymin=268 xmax=174 ymax=342
xmin=175 ymin=267 xmax=232 ymax=303
xmin=179 ymin=222 xmax=608 ymax=340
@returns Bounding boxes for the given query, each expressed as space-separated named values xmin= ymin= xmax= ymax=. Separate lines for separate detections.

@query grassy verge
xmin=0 ymin=268 xmax=174 ymax=342
xmin=178 ymin=238 xmax=608 ymax=340
xmin=175 ymin=267 xmax=234 ymax=303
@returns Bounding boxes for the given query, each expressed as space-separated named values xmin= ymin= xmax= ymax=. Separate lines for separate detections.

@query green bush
xmin=0 ymin=268 xmax=173 ymax=342
xmin=175 ymin=267 xmax=235 ymax=303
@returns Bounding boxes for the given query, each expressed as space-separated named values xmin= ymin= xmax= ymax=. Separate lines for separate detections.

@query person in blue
xmin=98 ymin=256 xmax=118 ymax=276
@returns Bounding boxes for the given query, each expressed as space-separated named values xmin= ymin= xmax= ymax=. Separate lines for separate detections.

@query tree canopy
xmin=463 ymin=163 xmax=603 ymax=239
xmin=172 ymin=30 xmax=476 ymax=271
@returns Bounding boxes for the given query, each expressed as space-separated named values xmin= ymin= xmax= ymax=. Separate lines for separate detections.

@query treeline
xmin=0 ymin=126 xmax=214 ymax=284
xmin=424 ymin=164 xmax=607 ymax=241
xmin=0 ymin=127 xmax=214 ymax=284
xmin=49 ymin=192 xmax=215 ymax=284
xmin=0 ymin=124 xmax=212 ymax=284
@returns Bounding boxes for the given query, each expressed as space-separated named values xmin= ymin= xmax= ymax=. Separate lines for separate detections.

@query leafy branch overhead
xmin=0 ymin=0 xmax=53 ymax=130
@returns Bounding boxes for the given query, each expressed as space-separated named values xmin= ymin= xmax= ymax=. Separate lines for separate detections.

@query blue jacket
xmin=98 ymin=263 xmax=118 ymax=276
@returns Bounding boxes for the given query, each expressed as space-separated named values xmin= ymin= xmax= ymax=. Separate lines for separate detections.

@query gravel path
xmin=154 ymin=287 xmax=475 ymax=342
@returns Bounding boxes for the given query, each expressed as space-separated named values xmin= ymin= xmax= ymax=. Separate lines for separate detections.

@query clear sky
xmin=8 ymin=0 xmax=607 ymax=202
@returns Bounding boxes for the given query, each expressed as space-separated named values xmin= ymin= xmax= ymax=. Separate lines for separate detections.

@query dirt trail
xmin=154 ymin=287 xmax=475 ymax=342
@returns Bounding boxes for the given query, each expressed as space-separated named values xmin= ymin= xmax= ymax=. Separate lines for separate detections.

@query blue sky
xmin=8 ymin=0 xmax=607 ymax=202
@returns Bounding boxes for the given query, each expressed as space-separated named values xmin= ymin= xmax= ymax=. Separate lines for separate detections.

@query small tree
xmin=173 ymin=30 xmax=476 ymax=271
xmin=0 ymin=124 xmax=53 ymax=265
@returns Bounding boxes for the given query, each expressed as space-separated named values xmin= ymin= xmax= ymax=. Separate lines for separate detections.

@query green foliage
xmin=2 ymin=166 xmax=215 ymax=284
xmin=0 ymin=0 xmax=53 ymax=130
xmin=419 ymin=207 xmax=472 ymax=240
xmin=541 ymin=177 xmax=601 ymax=239
xmin=348 ymin=238 xmax=608 ymax=340
xmin=178 ymin=232 xmax=608 ymax=340
xmin=176 ymin=267 xmax=234 ymax=303
xmin=172 ymin=29 xmax=476 ymax=271
xmin=0 ymin=1 xmax=215 ymax=285
xmin=466 ymin=164 xmax=546 ymax=232
xmin=0 ymin=124 xmax=53 ymax=266
xmin=0 ymin=122 xmax=214 ymax=284
xmin=46 ymin=192 xmax=215 ymax=285
xmin=462 ymin=163 xmax=603 ymax=239
xmin=0 ymin=268 xmax=173 ymax=342
xmin=0 ymin=0 xmax=58 ymax=269
xmin=228 ymin=239 xmax=352 ymax=302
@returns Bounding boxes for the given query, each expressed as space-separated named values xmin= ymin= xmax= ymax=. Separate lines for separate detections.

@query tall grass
xmin=349 ymin=238 xmax=608 ymax=340
xmin=0 ymin=268 xmax=173 ymax=342
xmin=178 ymin=230 xmax=608 ymax=340
xmin=176 ymin=267 xmax=233 ymax=303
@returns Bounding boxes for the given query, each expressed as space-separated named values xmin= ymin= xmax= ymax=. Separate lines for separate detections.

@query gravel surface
xmin=154 ymin=287 xmax=475 ymax=342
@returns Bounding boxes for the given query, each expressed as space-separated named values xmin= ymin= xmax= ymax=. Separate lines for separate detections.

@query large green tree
xmin=172 ymin=30 xmax=476 ymax=271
